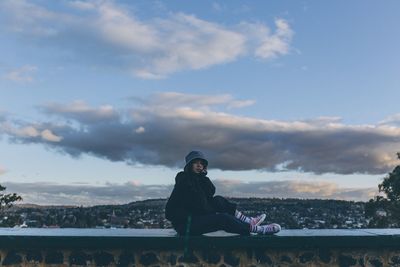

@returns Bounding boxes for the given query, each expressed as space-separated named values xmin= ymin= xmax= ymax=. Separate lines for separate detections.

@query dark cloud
xmin=2 ymin=179 xmax=376 ymax=206
xmin=1 ymin=93 xmax=400 ymax=174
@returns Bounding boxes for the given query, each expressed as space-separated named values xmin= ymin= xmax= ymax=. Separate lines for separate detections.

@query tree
xmin=0 ymin=184 xmax=22 ymax=210
xmin=377 ymin=153 xmax=400 ymax=202
xmin=365 ymin=153 xmax=400 ymax=227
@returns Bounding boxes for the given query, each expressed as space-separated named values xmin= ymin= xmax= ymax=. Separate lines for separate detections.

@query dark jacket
xmin=165 ymin=171 xmax=216 ymax=225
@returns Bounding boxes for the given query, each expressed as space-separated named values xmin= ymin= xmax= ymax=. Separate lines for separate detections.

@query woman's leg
xmin=210 ymin=196 xmax=266 ymax=226
xmin=189 ymin=213 xmax=250 ymax=236
xmin=210 ymin=195 xmax=237 ymax=215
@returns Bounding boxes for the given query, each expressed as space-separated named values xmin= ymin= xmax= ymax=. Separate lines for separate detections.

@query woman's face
xmin=191 ymin=159 xmax=205 ymax=174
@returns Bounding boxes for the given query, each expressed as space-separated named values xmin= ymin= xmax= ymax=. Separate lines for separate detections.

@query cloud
xmin=2 ymin=179 xmax=376 ymax=206
xmin=379 ymin=114 xmax=400 ymax=127
xmin=213 ymin=179 xmax=377 ymax=201
xmin=240 ymin=19 xmax=293 ymax=60
xmin=3 ymin=181 xmax=172 ymax=206
xmin=0 ymin=165 xmax=6 ymax=176
xmin=1 ymin=92 xmax=400 ymax=174
xmin=41 ymin=129 xmax=63 ymax=142
xmin=135 ymin=126 xmax=145 ymax=134
xmin=69 ymin=1 xmax=96 ymax=11
xmin=40 ymin=100 xmax=119 ymax=124
xmin=1 ymin=123 xmax=62 ymax=143
xmin=0 ymin=0 xmax=293 ymax=78
xmin=2 ymin=65 xmax=38 ymax=83
xmin=227 ymin=100 xmax=255 ymax=109
xmin=134 ymin=92 xmax=255 ymax=109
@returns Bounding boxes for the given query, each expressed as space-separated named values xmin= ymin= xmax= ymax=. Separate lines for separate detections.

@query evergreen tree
xmin=0 ymin=184 xmax=22 ymax=210
xmin=0 ymin=184 xmax=22 ymax=226
xmin=366 ymin=153 xmax=400 ymax=227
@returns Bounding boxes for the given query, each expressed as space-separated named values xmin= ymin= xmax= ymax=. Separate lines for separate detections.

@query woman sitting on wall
xmin=165 ymin=150 xmax=281 ymax=236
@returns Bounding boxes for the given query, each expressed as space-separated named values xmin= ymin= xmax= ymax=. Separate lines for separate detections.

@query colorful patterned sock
xmin=250 ymin=223 xmax=281 ymax=235
xmin=235 ymin=210 xmax=251 ymax=224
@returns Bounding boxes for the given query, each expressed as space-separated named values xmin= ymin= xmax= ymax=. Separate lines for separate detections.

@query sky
xmin=1 ymin=0 xmax=400 ymax=206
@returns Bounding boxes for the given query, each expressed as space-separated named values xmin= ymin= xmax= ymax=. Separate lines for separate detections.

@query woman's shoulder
xmin=175 ymin=171 xmax=188 ymax=183
xmin=175 ymin=171 xmax=186 ymax=177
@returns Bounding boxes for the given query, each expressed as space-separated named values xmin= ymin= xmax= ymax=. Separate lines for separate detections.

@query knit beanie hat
xmin=184 ymin=151 xmax=208 ymax=168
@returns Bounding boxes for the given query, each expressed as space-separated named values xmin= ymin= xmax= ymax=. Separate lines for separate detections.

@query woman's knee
xmin=213 ymin=195 xmax=226 ymax=201
xmin=212 ymin=196 xmax=237 ymax=215
xmin=212 ymin=195 xmax=229 ymax=206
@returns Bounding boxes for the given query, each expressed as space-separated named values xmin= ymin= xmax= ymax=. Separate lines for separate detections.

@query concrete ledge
xmin=1 ymin=228 xmax=400 ymax=249
xmin=1 ymin=228 xmax=400 ymax=266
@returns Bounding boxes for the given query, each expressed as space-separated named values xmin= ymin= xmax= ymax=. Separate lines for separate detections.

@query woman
xmin=165 ymin=150 xmax=281 ymax=235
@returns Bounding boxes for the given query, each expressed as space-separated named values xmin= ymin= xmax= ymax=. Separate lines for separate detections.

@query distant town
xmin=0 ymin=198 xmax=378 ymax=230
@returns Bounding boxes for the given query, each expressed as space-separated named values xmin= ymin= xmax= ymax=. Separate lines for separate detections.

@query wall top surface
xmin=0 ymin=228 xmax=399 ymax=249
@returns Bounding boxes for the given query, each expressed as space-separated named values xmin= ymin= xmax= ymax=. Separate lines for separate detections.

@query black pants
xmin=174 ymin=195 xmax=250 ymax=236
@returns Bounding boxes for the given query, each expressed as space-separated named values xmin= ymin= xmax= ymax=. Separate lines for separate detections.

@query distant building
xmin=376 ymin=209 xmax=387 ymax=217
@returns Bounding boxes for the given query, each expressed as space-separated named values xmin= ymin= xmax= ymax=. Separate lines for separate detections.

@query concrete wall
xmin=1 ymin=247 xmax=400 ymax=266
xmin=1 ymin=228 xmax=400 ymax=266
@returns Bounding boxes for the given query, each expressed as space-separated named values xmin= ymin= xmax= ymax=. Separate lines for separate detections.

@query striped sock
xmin=235 ymin=210 xmax=251 ymax=224
xmin=249 ymin=224 xmax=261 ymax=233
xmin=249 ymin=223 xmax=281 ymax=234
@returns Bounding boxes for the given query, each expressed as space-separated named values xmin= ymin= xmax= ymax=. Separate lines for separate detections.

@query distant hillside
xmin=1 ymin=197 xmax=369 ymax=229
xmin=13 ymin=197 xmax=363 ymax=211
xmin=12 ymin=203 xmax=77 ymax=210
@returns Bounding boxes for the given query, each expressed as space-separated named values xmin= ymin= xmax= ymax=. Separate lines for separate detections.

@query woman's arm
xmin=200 ymin=176 xmax=216 ymax=198
xmin=176 ymin=172 xmax=209 ymax=212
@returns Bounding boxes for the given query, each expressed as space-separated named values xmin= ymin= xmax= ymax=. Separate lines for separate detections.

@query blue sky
xmin=1 ymin=0 xmax=400 ymax=205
